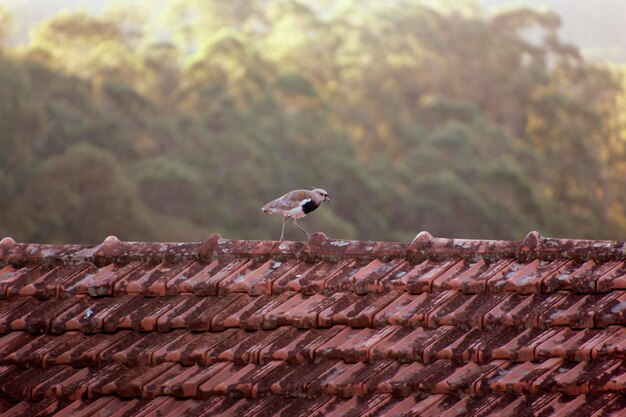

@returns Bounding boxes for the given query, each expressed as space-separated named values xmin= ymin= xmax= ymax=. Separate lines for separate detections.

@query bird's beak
xmin=325 ymin=196 xmax=331 ymax=202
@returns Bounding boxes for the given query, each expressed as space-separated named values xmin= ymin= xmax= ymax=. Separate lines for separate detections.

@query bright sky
xmin=4 ymin=0 xmax=626 ymax=63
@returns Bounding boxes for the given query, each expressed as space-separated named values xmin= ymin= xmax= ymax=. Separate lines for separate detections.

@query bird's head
xmin=311 ymin=188 xmax=331 ymax=203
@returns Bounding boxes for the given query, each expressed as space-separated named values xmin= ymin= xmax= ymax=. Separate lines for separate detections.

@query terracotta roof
xmin=0 ymin=231 xmax=625 ymax=416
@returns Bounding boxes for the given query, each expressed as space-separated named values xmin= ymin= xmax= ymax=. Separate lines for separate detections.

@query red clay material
xmin=0 ymin=232 xmax=624 ymax=416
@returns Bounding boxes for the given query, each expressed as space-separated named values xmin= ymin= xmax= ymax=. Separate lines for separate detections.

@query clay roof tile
xmin=1 ymin=232 xmax=624 ymax=415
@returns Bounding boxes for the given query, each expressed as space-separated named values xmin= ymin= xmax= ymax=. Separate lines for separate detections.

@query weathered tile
xmin=263 ymin=292 xmax=345 ymax=329
xmin=162 ymin=261 xmax=211 ymax=295
xmin=596 ymin=261 xmax=626 ymax=292
xmin=63 ymin=262 xmax=145 ymax=296
xmin=102 ymin=296 xmax=189 ymax=332
xmin=217 ymin=395 xmax=281 ymax=417
xmin=0 ymin=297 xmax=42 ymax=333
xmin=381 ymin=393 xmax=446 ymax=415
xmin=432 ymin=259 xmax=513 ymax=294
xmin=485 ymin=292 xmax=567 ymax=328
xmin=552 ymin=359 xmax=623 ymax=395
xmin=2 ymin=334 xmax=55 ymax=367
xmin=151 ymin=330 xmax=233 ymax=366
xmin=279 ymin=396 xmax=334 ymax=417
xmin=269 ymin=360 xmax=340 ymax=397
xmin=259 ymin=325 xmax=346 ymax=364
xmin=190 ymin=330 xmax=248 ymax=364
xmin=324 ymin=360 xmax=394 ymax=397
xmin=437 ymin=327 xmax=515 ymax=362
xmin=368 ymin=326 xmax=424 ymax=361
xmin=106 ymin=331 xmax=182 ymax=366
xmin=185 ymin=259 xmax=255 ymax=296
xmin=324 ymin=258 xmax=406 ymax=294
xmin=7 ymin=264 xmax=91 ymax=299
xmin=51 ymin=397 xmax=120 ymax=417
xmin=591 ymin=327 xmax=626 ymax=360
xmin=37 ymin=332 xmax=91 ymax=368
xmin=54 ymin=331 xmax=131 ymax=367
xmin=0 ymin=331 xmax=35 ymax=364
xmin=0 ymin=266 xmax=42 ymax=299
xmin=406 ymin=260 xmax=466 ymax=293
xmin=429 ymin=292 xmax=509 ymax=329
xmin=114 ymin=261 xmax=194 ymax=296
xmin=216 ymin=292 xmax=297 ymax=330
xmin=589 ymin=394 xmax=626 ymax=417
xmin=474 ymin=327 xmax=526 ymax=363
xmin=318 ymin=291 xmax=401 ymax=328
xmin=314 ymin=326 xmax=399 ymax=363
xmin=0 ymin=365 xmax=66 ymax=401
xmin=1 ymin=235 xmax=626 ymax=414
xmin=62 ymin=294 xmax=138 ymax=334
xmin=217 ymin=259 xmax=290 ymax=296
xmin=542 ymin=260 xmax=618 ymax=293
xmin=163 ymin=293 xmax=243 ymax=332
xmin=487 ymin=259 xmax=568 ymax=294
xmin=491 ymin=327 xmax=564 ymax=362
xmin=169 ymin=364 xmax=231 ymax=398
xmin=375 ymin=360 xmax=443 ymax=396
xmin=274 ymin=259 xmax=356 ymax=295
xmin=373 ymin=325 xmax=456 ymax=363
xmin=418 ymin=393 xmax=467 ymax=417
xmin=217 ymin=327 xmax=292 ymax=364
xmin=533 ymin=394 xmax=591 ymax=417
xmin=595 ymin=292 xmax=626 ymax=327
xmin=142 ymin=364 xmax=197 ymax=399
xmin=588 ymin=360 xmax=626 ymax=393
xmin=490 ymin=358 xmax=563 ymax=393
xmin=22 ymin=296 xmax=86 ymax=334
xmin=32 ymin=366 xmax=91 ymax=401
xmin=539 ymin=293 xmax=619 ymax=329
xmin=535 ymin=327 xmax=620 ymax=362
xmin=0 ymin=397 xmax=67 ymax=417
xmin=437 ymin=393 xmax=505 ymax=417
xmin=106 ymin=363 xmax=177 ymax=398
xmin=196 ymin=363 xmax=255 ymax=397
xmin=558 ymin=393 xmax=623 ymax=417
xmin=418 ymin=360 xmax=467 ymax=392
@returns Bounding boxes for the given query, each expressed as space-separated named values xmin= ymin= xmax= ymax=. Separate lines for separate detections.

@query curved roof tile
xmin=0 ymin=232 xmax=625 ymax=416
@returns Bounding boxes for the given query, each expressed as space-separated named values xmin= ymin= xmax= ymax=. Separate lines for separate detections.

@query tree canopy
xmin=1 ymin=1 xmax=625 ymax=243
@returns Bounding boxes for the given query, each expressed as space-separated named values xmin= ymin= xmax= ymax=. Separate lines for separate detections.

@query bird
xmin=262 ymin=188 xmax=331 ymax=241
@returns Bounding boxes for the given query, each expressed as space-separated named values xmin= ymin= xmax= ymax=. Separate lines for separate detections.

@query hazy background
xmin=1 ymin=0 xmax=625 ymax=243
xmin=6 ymin=0 xmax=626 ymax=64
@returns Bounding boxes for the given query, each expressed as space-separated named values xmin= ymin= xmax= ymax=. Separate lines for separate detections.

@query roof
xmin=0 ymin=231 xmax=624 ymax=417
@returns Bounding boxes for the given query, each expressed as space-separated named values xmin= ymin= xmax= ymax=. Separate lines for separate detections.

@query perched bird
xmin=262 ymin=188 xmax=331 ymax=241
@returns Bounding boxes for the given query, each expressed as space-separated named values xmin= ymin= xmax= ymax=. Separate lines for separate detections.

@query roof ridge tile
xmin=2 ymin=231 xmax=626 ymax=267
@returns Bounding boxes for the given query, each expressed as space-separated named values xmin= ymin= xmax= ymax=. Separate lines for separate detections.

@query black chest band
xmin=302 ymin=200 xmax=319 ymax=214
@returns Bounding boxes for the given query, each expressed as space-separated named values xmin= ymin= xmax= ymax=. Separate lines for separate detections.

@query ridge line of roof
xmin=1 ymin=231 xmax=625 ymax=267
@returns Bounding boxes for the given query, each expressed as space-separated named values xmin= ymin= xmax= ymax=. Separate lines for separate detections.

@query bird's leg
xmin=293 ymin=218 xmax=310 ymax=237
xmin=280 ymin=217 xmax=287 ymax=241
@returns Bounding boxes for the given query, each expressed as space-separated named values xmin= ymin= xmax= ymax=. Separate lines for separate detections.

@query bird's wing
xmin=263 ymin=190 xmax=310 ymax=212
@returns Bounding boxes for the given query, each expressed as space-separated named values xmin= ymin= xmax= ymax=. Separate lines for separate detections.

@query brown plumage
xmin=262 ymin=188 xmax=331 ymax=240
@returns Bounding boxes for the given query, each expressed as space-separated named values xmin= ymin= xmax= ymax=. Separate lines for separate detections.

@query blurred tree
xmin=24 ymin=9 xmax=144 ymax=86
xmin=0 ymin=6 xmax=11 ymax=49
xmin=610 ymin=69 xmax=626 ymax=220
xmin=5 ymin=144 xmax=152 ymax=242
xmin=0 ymin=1 xmax=624 ymax=242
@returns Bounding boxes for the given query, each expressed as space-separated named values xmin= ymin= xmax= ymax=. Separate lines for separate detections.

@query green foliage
xmin=0 ymin=1 xmax=625 ymax=243
xmin=0 ymin=6 xmax=11 ymax=48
